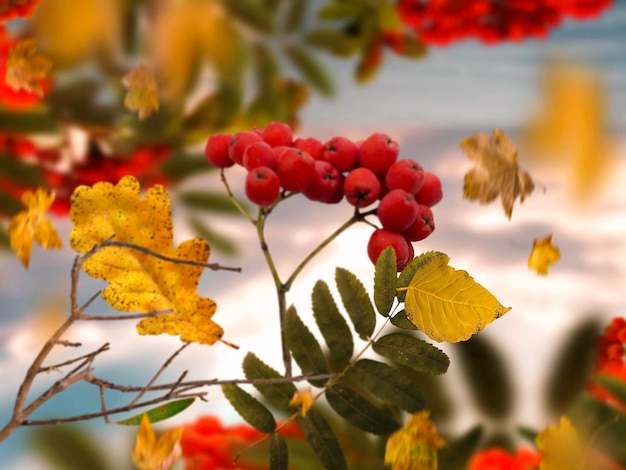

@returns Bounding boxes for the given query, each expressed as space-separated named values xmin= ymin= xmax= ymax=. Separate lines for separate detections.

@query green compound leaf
xmin=298 ymin=408 xmax=347 ymax=470
xmin=317 ymin=2 xmax=360 ymax=20
xmin=221 ymin=384 xmax=276 ymax=434
xmin=285 ymin=305 xmax=330 ymax=387
xmin=115 ymin=398 xmax=194 ymax=425
xmin=312 ymin=280 xmax=353 ymax=367
xmin=373 ymin=333 xmax=449 ymax=375
xmin=335 ymin=267 xmax=376 ymax=340
xmin=283 ymin=0 xmax=307 ymax=33
xmin=242 ymin=352 xmax=296 ymax=410
xmin=374 ymin=246 xmax=397 ymax=317
xmin=438 ymin=425 xmax=483 ymax=470
xmin=188 ymin=216 xmax=237 ymax=257
xmin=390 ymin=310 xmax=418 ymax=330
xmin=325 ymin=384 xmax=400 ymax=435
xmin=347 ymin=359 xmax=425 ymax=413
xmin=270 ymin=433 xmax=289 ymax=470
xmin=179 ymin=190 xmax=243 ymax=214
xmin=222 ymin=0 xmax=275 ymax=32
xmin=284 ymin=44 xmax=333 ymax=96
xmin=304 ymin=28 xmax=361 ymax=57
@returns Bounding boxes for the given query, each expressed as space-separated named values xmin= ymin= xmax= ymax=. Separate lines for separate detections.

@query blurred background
xmin=0 ymin=0 xmax=624 ymax=468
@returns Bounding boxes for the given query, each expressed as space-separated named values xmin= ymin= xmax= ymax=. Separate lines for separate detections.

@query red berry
xmin=322 ymin=136 xmax=358 ymax=172
xmin=343 ymin=167 xmax=381 ymax=208
xmin=243 ymin=141 xmax=278 ymax=170
xmin=415 ymin=171 xmax=442 ymax=207
xmin=245 ymin=167 xmax=280 ymax=207
xmin=293 ymin=137 xmax=323 ymax=160
xmin=357 ymin=132 xmax=399 ymax=177
xmin=403 ymin=204 xmax=434 ymax=241
xmin=385 ymin=159 xmax=425 ymax=194
xmin=377 ymin=189 xmax=419 ymax=233
xmin=275 ymin=148 xmax=315 ymax=192
xmin=303 ymin=160 xmax=343 ymax=203
xmin=262 ymin=121 xmax=293 ymax=147
xmin=229 ymin=131 xmax=263 ymax=166
xmin=205 ymin=133 xmax=235 ymax=168
xmin=397 ymin=241 xmax=414 ymax=271
xmin=367 ymin=229 xmax=410 ymax=271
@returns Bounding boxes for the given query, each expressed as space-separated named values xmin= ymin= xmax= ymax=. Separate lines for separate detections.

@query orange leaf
xmin=8 ymin=188 xmax=62 ymax=268
xmin=528 ymin=234 xmax=560 ymax=276
xmin=5 ymin=38 xmax=52 ymax=96
xmin=122 ymin=64 xmax=160 ymax=120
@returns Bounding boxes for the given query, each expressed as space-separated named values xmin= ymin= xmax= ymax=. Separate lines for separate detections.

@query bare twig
xmin=79 ymin=309 xmax=173 ymax=321
xmin=39 ymin=343 xmax=110 ymax=373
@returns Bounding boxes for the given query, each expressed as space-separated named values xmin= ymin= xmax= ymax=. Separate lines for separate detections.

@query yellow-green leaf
xmin=400 ymin=252 xmax=511 ymax=342
xmin=384 ymin=411 xmax=445 ymax=470
xmin=122 ymin=64 xmax=160 ymax=120
xmin=528 ymin=234 xmax=560 ymax=276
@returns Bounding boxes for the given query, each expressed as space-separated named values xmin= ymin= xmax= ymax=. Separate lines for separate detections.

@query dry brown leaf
xmin=122 ymin=64 xmax=160 ymax=120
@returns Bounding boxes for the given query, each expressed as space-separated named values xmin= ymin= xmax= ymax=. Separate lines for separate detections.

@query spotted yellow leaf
xmin=461 ymin=128 xmax=534 ymax=219
xmin=400 ymin=252 xmax=511 ymax=343
xmin=69 ymin=175 xmax=223 ymax=345
xmin=5 ymin=38 xmax=52 ymax=96
xmin=122 ymin=64 xmax=160 ymax=120
xmin=8 ymin=188 xmax=62 ymax=268
xmin=132 ymin=413 xmax=182 ymax=470
xmin=384 ymin=411 xmax=445 ymax=470
xmin=528 ymin=234 xmax=560 ymax=276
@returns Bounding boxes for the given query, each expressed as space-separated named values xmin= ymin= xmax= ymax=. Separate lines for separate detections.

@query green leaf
xmin=544 ymin=317 xmax=602 ymax=415
xmin=398 ymin=34 xmax=428 ymax=59
xmin=373 ymin=333 xmax=449 ymax=375
xmin=0 ymin=189 xmax=26 ymax=216
xmin=596 ymin=376 xmax=626 ymax=408
xmin=30 ymin=425 xmax=108 ymax=470
xmin=284 ymin=305 xmax=330 ymax=387
xmin=283 ymin=0 xmax=307 ymax=33
xmin=270 ymin=433 xmax=289 ymax=470
xmin=115 ymin=398 xmax=194 ymax=425
xmin=400 ymin=251 xmax=511 ymax=342
xmin=396 ymin=253 xmax=428 ymax=302
xmin=284 ymin=44 xmax=333 ymax=96
xmin=438 ymin=425 xmax=483 ymax=470
xmin=335 ymin=267 xmax=376 ymax=340
xmin=304 ymin=28 xmax=361 ymax=57
xmin=455 ymin=335 xmax=513 ymax=419
xmin=179 ymin=190 xmax=242 ymax=214
xmin=161 ymin=152 xmax=211 ymax=181
xmin=0 ymin=111 xmax=59 ymax=133
xmin=325 ymin=384 xmax=400 ymax=435
xmin=347 ymin=359 xmax=425 ymax=413
xmin=254 ymin=43 xmax=280 ymax=92
xmin=374 ymin=246 xmax=397 ymax=316
xmin=517 ymin=426 xmax=539 ymax=444
xmin=222 ymin=384 xmax=276 ymax=433
xmin=188 ymin=216 xmax=238 ymax=257
xmin=222 ymin=0 xmax=275 ymax=32
xmin=0 ymin=153 xmax=45 ymax=187
xmin=390 ymin=310 xmax=418 ymax=330
xmin=242 ymin=352 xmax=296 ymax=410
xmin=298 ymin=408 xmax=347 ymax=470
xmin=311 ymin=280 xmax=353 ymax=367
xmin=317 ymin=2 xmax=360 ymax=20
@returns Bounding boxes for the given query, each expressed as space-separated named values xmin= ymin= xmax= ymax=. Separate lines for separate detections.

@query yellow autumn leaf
xmin=400 ymin=252 xmax=511 ymax=343
xmin=5 ymin=38 xmax=52 ymax=96
xmin=8 ymin=188 xmax=62 ymax=268
xmin=122 ymin=64 xmax=160 ymax=120
xmin=461 ymin=128 xmax=535 ymax=219
xmin=69 ymin=175 xmax=223 ymax=345
xmin=536 ymin=416 xmax=584 ymax=470
xmin=384 ymin=411 xmax=445 ymax=470
xmin=289 ymin=388 xmax=314 ymax=417
xmin=528 ymin=234 xmax=560 ymax=276
xmin=132 ymin=413 xmax=183 ymax=470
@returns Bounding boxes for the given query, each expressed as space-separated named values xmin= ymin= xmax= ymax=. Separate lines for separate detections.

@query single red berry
xmin=321 ymin=136 xmax=358 ymax=172
xmin=293 ymin=137 xmax=324 ymax=160
xmin=262 ymin=121 xmax=293 ymax=147
xmin=357 ymin=132 xmax=399 ymax=177
xmin=245 ymin=167 xmax=280 ymax=207
xmin=343 ymin=167 xmax=381 ymax=208
xmin=205 ymin=133 xmax=235 ymax=168
xmin=385 ymin=159 xmax=425 ymax=194
xmin=243 ymin=141 xmax=278 ymax=170
xmin=275 ymin=148 xmax=315 ymax=192
xmin=377 ymin=189 xmax=419 ymax=233
xmin=397 ymin=240 xmax=415 ymax=271
xmin=367 ymin=229 xmax=410 ymax=271
xmin=229 ymin=131 xmax=263 ymax=166
xmin=303 ymin=160 xmax=343 ymax=203
xmin=403 ymin=204 xmax=435 ymax=241
xmin=415 ymin=171 xmax=442 ymax=207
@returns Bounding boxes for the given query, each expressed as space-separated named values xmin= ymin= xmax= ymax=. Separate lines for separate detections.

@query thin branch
xmin=78 ymin=309 xmax=173 ymax=321
xmin=79 ymin=289 xmax=102 ymax=312
xmin=55 ymin=340 xmax=82 ymax=347
xmin=38 ymin=343 xmax=110 ymax=373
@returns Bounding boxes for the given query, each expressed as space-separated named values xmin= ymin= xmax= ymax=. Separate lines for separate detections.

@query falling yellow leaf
xmin=5 ymin=39 xmax=52 ymax=96
xmin=384 ymin=411 xmax=445 ymax=470
xmin=289 ymin=388 xmax=314 ymax=416
xmin=132 ymin=413 xmax=182 ymax=470
xmin=528 ymin=234 xmax=560 ymax=276
xmin=8 ymin=188 xmax=62 ymax=268
xmin=122 ymin=64 xmax=160 ymax=120
xmin=69 ymin=175 xmax=223 ymax=345
xmin=461 ymin=128 xmax=535 ymax=219
xmin=536 ymin=416 xmax=584 ymax=470
xmin=400 ymin=252 xmax=511 ymax=343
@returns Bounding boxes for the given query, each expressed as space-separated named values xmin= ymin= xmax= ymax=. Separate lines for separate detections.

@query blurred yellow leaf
xmin=528 ymin=234 xmax=560 ymax=276
xmin=401 ymin=252 xmax=511 ymax=343
xmin=69 ymin=175 xmax=223 ymax=345
xmin=8 ymin=188 xmax=62 ymax=268
xmin=289 ymin=388 xmax=314 ymax=416
xmin=132 ymin=413 xmax=182 ymax=470
xmin=461 ymin=128 xmax=535 ymax=219
xmin=5 ymin=39 xmax=52 ymax=96
xmin=123 ymin=64 xmax=160 ymax=120
xmin=536 ymin=416 xmax=583 ymax=470
xmin=384 ymin=411 xmax=445 ymax=470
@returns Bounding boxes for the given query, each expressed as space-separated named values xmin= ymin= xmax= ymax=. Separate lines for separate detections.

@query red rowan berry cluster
xmin=205 ymin=122 xmax=443 ymax=271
